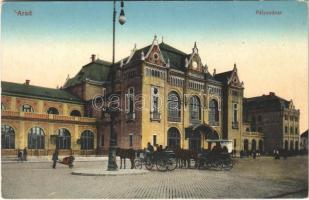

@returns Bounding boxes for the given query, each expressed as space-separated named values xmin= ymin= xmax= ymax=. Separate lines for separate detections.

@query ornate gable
xmin=228 ymin=64 xmax=244 ymax=87
xmin=186 ymin=42 xmax=204 ymax=73
xmin=145 ymin=35 xmax=166 ymax=67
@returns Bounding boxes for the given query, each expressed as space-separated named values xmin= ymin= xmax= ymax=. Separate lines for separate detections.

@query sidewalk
xmin=1 ymin=155 xmax=108 ymax=163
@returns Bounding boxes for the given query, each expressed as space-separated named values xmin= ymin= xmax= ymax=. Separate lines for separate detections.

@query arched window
xmin=189 ymin=96 xmax=201 ymax=123
xmin=209 ymin=99 xmax=219 ymax=126
xmin=80 ymin=130 xmax=94 ymax=150
xmin=167 ymin=127 xmax=180 ymax=149
xmin=47 ymin=107 xmax=59 ymax=115
xmin=168 ymin=92 xmax=181 ymax=122
xmin=244 ymin=139 xmax=249 ymax=152
xmin=28 ymin=127 xmax=45 ymax=149
xmin=70 ymin=110 xmax=81 ymax=117
xmin=22 ymin=104 xmax=34 ymax=112
xmin=56 ymin=129 xmax=71 ymax=149
xmin=1 ymin=125 xmax=15 ymax=149
xmin=252 ymin=139 xmax=256 ymax=151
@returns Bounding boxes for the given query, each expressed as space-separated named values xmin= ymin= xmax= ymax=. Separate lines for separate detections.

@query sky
xmin=1 ymin=1 xmax=308 ymax=133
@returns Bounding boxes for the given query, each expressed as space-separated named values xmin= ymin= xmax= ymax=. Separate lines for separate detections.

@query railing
xmin=209 ymin=121 xmax=219 ymax=126
xmin=150 ymin=112 xmax=160 ymax=121
xmin=190 ymin=118 xmax=201 ymax=124
xmin=168 ymin=116 xmax=181 ymax=122
xmin=243 ymin=131 xmax=264 ymax=137
xmin=232 ymin=121 xmax=239 ymax=129
xmin=1 ymin=110 xmax=96 ymax=123
xmin=1 ymin=110 xmax=19 ymax=117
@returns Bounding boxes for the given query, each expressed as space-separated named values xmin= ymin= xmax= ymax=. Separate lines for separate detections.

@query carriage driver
xmin=146 ymin=142 xmax=154 ymax=160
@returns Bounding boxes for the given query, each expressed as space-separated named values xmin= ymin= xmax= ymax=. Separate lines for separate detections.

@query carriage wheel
xmin=214 ymin=160 xmax=223 ymax=170
xmin=156 ymin=159 xmax=168 ymax=172
xmin=222 ymin=159 xmax=233 ymax=170
xmin=145 ymin=160 xmax=153 ymax=170
xmin=166 ymin=158 xmax=177 ymax=171
xmin=134 ymin=159 xmax=143 ymax=169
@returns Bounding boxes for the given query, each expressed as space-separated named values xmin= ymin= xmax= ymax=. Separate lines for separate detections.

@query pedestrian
xmin=23 ymin=147 xmax=28 ymax=161
xmin=146 ymin=142 xmax=154 ymax=160
xmin=17 ymin=149 xmax=22 ymax=161
xmin=52 ymin=149 xmax=59 ymax=169
xmin=252 ymin=150 xmax=256 ymax=159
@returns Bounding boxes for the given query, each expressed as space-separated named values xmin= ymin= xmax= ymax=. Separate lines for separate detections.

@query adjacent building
xmin=300 ymin=130 xmax=308 ymax=151
xmin=243 ymin=92 xmax=300 ymax=153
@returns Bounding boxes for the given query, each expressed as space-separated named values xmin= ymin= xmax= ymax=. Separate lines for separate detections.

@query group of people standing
xmin=17 ymin=148 xmax=27 ymax=161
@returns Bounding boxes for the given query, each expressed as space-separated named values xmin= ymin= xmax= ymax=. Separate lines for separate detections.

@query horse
xmin=115 ymin=148 xmax=136 ymax=169
xmin=173 ymin=148 xmax=198 ymax=168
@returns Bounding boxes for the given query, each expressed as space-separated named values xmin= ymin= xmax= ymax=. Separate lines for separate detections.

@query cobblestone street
xmin=2 ymin=156 xmax=308 ymax=198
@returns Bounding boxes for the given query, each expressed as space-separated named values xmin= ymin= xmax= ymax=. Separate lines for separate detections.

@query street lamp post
xmin=107 ymin=0 xmax=126 ymax=171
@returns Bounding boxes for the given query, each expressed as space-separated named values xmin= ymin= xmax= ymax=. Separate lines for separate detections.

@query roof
xmin=243 ymin=93 xmax=291 ymax=111
xmin=214 ymin=70 xmax=233 ymax=83
xmin=64 ymin=59 xmax=111 ymax=88
xmin=65 ymin=42 xmax=219 ymax=88
xmin=301 ymin=130 xmax=308 ymax=138
xmin=1 ymin=81 xmax=83 ymax=104
xmin=127 ymin=42 xmax=190 ymax=71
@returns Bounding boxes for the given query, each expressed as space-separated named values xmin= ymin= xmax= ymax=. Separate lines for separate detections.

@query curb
xmin=71 ymin=169 xmax=150 ymax=176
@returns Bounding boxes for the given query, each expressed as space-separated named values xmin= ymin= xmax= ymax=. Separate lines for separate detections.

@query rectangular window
xmin=233 ymin=104 xmax=238 ymax=123
xmin=153 ymin=135 xmax=157 ymax=146
xmin=234 ymin=139 xmax=236 ymax=148
xmin=129 ymin=134 xmax=133 ymax=147
xmin=285 ymin=115 xmax=288 ymax=120
xmin=290 ymin=127 xmax=294 ymax=134
xmin=285 ymin=126 xmax=288 ymax=133
xmin=295 ymin=128 xmax=298 ymax=134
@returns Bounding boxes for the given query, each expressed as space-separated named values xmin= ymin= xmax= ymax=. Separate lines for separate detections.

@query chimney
xmin=269 ymin=92 xmax=275 ymax=96
xmin=91 ymin=54 xmax=96 ymax=62
xmin=25 ymin=80 xmax=30 ymax=85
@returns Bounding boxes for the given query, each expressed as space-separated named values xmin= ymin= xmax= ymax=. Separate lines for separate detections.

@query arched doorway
xmin=28 ymin=127 xmax=45 ymax=149
xmin=1 ymin=125 xmax=15 ymax=149
xmin=189 ymin=132 xmax=201 ymax=152
xmin=167 ymin=127 xmax=180 ymax=149
xmin=252 ymin=139 xmax=256 ymax=151
xmin=56 ymin=128 xmax=71 ymax=149
xmin=285 ymin=140 xmax=289 ymax=150
xmin=290 ymin=141 xmax=294 ymax=151
xmin=258 ymin=140 xmax=263 ymax=152
xmin=295 ymin=141 xmax=299 ymax=151
xmin=244 ymin=139 xmax=249 ymax=152
xmin=80 ymin=130 xmax=94 ymax=150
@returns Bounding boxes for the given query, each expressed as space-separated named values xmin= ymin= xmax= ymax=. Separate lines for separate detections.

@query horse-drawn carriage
xmin=134 ymin=150 xmax=177 ymax=172
xmin=196 ymin=150 xmax=234 ymax=170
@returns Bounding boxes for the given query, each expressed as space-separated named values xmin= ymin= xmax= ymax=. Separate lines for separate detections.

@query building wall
xmin=1 ymin=95 xmax=97 ymax=156
xmin=244 ymin=108 xmax=300 ymax=153
xmin=225 ymin=86 xmax=243 ymax=152
xmin=282 ymin=109 xmax=300 ymax=150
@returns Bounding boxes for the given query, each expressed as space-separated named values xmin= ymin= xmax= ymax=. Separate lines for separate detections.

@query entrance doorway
xmin=189 ymin=132 xmax=201 ymax=152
